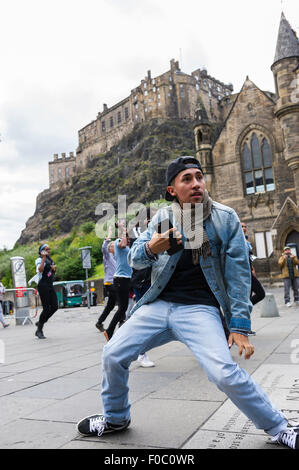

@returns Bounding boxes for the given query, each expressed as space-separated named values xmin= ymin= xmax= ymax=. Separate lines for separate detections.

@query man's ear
xmin=167 ymin=186 xmax=176 ymax=198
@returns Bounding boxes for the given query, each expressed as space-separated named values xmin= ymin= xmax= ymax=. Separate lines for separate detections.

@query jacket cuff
xmin=230 ymin=329 xmax=249 ymax=337
xmin=229 ymin=317 xmax=251 ymax=332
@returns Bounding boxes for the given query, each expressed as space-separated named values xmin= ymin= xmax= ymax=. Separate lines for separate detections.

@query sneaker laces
xmin=274 ymin=427 xmax=298 ymax=449
xmin=89 ymin=415 xmax=107 ymax=437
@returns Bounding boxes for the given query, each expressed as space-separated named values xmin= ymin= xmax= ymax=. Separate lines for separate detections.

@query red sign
xmin=16 ymin=288 xmax=26 ymax=298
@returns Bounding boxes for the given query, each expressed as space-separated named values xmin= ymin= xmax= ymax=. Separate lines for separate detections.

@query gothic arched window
xmin=197 ymin=130 xmax=203 ymax=146
xmin=241 ymin=132 xmax=275 ymax=195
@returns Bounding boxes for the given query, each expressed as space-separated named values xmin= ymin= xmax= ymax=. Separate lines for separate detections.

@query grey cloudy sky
xmin=0 ymin=0 xmax=298 ymax=249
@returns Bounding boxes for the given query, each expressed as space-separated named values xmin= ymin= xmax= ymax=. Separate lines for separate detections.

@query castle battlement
xmin=49 ymin=151 xmax=76 ymax=187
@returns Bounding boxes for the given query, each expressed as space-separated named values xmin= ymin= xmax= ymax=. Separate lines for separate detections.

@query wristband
xmin=144 ymin=242 xmax=158 ymax=261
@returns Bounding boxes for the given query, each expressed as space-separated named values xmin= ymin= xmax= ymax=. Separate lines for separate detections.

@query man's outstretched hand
xmin=228 ymin=333 xmax=254 ymax=360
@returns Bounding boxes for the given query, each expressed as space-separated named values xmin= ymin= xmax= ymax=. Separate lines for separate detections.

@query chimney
xmin=103 ymin=103 xmax=108 ymax=112
xmin=61 ymin=153 xmax=66 ymax=159
xmin=53 ymin=154 xmax=58 ymax=161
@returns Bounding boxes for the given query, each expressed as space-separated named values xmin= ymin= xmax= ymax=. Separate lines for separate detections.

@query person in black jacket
xmin=35 ymin=244 xmax=58 ymax=339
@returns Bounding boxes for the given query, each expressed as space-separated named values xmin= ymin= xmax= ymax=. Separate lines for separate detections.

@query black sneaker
xmin=248 ymin=330 xmax=256 ymax=336
xmin=77 ymin=414 xmax=130 ymax=437
xmin=95 ymin=322 xmax=104 ymax=332
xmin=272 ymin=425 xmax=299 ymax=449
xmin=35 ymin=329 xmax=46 ymax=339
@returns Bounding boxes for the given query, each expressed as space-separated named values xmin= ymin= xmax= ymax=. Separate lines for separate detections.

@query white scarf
xmin=171 ymin=190 xmax=213 ymax=264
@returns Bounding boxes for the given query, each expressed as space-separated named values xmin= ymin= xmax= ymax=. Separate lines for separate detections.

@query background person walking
xmin=34 ymin=244 xmax=58 ymax=339
xmin=278 ymin=246 xmax=299 ymax=307
xmin=103 ymin=224 xmax=132 ymax=341
xmin=0 ymin=275 xmax=9 ymax=328
xmin=129 ymin=208 xmax=155 ymax=367
xmin=95 ymin=226 xmax=117 ymax=332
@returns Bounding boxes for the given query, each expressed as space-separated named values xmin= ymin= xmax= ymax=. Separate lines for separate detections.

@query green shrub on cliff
xmin=0 ymin=226 xmax=104 ymax=287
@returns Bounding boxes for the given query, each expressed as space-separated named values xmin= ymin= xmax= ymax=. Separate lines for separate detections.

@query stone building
xmin=48 ymin=59 xmax=232 ymax=187
xmin=194 ymin=12 xmax=299 ymax=279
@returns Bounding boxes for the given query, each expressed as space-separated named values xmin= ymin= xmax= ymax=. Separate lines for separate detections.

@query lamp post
xmin=79 ymin=246 xmax=92 ymax=309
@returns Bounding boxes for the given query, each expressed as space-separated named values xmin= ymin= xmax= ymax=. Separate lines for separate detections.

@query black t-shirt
xmin=158 ymin=249 xmax=219 ymax=307
xmin=39 ymin=257 xmax=55 ymax=285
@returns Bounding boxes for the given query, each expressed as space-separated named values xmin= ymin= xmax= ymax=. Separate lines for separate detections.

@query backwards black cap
xmin=165 ymin=156 xmax=203 ymax=201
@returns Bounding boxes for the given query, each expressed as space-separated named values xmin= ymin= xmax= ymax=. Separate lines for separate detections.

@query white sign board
xmin=10 ymin=257 xmax=27 ymax=288
xmin=81 ymin=249 xmax=91 ymax=269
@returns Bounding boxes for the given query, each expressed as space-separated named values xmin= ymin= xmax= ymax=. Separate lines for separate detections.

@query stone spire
xmin=273 ymin=12 xmax=299 ymax=65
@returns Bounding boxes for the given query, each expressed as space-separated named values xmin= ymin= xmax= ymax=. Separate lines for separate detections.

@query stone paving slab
xmin=251 ymin=364 xmax=299 ymax=389
xmin=128 ymin=370 xmax=183 ymax=394
xmin=22 ymin=389 xmax=101 ymax=422
xmin=74 ymin=398 xmax=221 ymax=449
xmin=182 ymin=430 xmax=285 ymax=450
xmin=150 ymin=367 xmax=226 ymax=402
xmin=61 ymin=440 xmax=148 ymax=449
xmin=0 ymin=396 xmax=57 ymax=426
xmin=134 ymin=354 xmax=198 ymax=374
xmin=12 ymin=375 xmax=100 ymax=400
xmin=200 ymin=387 xmax=299 ymax=437
xmin=0 ymin=419 xmax=75 ymax=449
xmin=4 ymin=364 xmax=100 ymax=383
xmin=0 ymin=379 xmax=38 ymax=397
xmin=0 ymin=350 xmax=103 ymax=374
xmin=264 ymin=354 xmax=299 ymax=365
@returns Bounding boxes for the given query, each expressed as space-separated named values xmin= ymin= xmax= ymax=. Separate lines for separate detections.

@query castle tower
xmin=193 ymin=108 xmax=213 ymax=192
xmin=271 ymin=12 xmax=299 ymax=203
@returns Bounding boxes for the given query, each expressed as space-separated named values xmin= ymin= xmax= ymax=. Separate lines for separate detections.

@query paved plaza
xmin=0 ymin=286 xmax=299 ymax=450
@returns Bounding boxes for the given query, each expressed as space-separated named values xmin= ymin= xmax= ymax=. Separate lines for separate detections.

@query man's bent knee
xmin=210 ymin=363 xmax=246 ymax=390
xmin=103 ymin=342 xmax=135 ymax=372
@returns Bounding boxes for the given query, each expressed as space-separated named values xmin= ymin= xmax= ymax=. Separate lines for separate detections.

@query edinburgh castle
xmin=48 ymin=59 xmax=233 ymax=187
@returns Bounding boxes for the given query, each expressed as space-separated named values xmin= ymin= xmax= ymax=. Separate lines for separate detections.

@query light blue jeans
xmin=101 ymin=300 xmax=287 ymax=436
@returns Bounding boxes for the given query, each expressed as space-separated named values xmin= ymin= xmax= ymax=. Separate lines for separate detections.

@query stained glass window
xmin=251 ymin=133 xmax=262 ymax=169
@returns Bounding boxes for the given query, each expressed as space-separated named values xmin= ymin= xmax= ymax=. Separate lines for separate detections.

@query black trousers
xmin=98 ymin=284 xmax=117 ymax=324
xmin=105 ymin=277 xmax=131 ymax=339
xmin=37 ymin=282 xmax=58 ymax=328
xmin=250 ymin=274 xmax=265 ymax=306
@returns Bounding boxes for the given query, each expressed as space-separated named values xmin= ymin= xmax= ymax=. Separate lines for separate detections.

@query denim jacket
xmin=127 ymin=201 xmax=252 ymax=333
